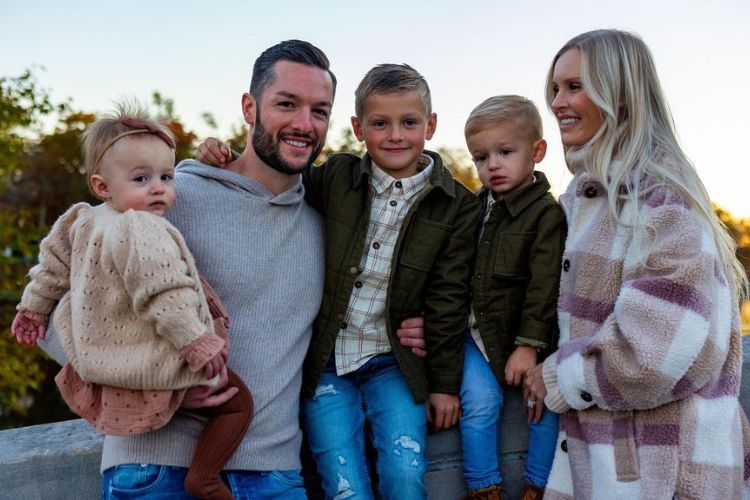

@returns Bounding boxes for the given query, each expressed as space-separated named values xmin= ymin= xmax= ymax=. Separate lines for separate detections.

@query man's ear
xmin=90 ymin=174 xmax=109 ymax=200
xmin=242 ymin=93 xmax=256 ymax=126
xmin=425 ymin=112 xmax=437 ymax=141
xmin=351 ymin=116 xmax=365 ymax=142
xmin=532 ymin=138 xmax=547 ymax=164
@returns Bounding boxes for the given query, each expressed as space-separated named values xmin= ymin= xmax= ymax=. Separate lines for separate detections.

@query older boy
xmin=461 ymin=96 xmax=566 ymax=500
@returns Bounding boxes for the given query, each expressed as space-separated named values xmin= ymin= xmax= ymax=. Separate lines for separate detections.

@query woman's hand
xmin=523 ymin=363 xmax=547 ymax=423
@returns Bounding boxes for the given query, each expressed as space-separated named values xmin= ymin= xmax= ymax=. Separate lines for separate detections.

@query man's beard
xmin=252 ymin=111 xmax=324 ymax=175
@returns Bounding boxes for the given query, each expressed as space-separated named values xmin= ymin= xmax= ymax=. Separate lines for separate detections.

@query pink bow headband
xmin=93 ymin=118 xmax=176 ymax=170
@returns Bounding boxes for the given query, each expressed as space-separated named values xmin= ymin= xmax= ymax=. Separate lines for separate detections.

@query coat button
xmin=372 ymin=242 xmax=381 ymax=249
xmin=354 ymin=281 xmax=363 ymax=288
xmin=336 ymin=312 xmax=344 ymax=320
xmin=581 ymin=391 xmax=593 ymax=402
xmin=561 ymin=439 xmax=568 ymax=452
xmin=584 ymin=186 xmax=598 ymax=198
xmin=477 ymin=274 xmax=482 ymax=279
xmin=563 ymin=259 xmax=570 ymax=272
xmin=349 ymin=266 xmax=359 ymax=275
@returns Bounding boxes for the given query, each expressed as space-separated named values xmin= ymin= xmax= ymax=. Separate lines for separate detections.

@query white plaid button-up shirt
xmin=334 ymin=155 xmax=434 ymax=375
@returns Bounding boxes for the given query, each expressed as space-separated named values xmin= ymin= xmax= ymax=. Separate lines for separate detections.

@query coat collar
xmin=480 ymin=170 xmax=552 ymax=218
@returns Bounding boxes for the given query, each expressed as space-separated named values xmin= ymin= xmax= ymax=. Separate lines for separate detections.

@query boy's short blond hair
xmin=464 ymin=95 xmax=543 ymax=142
xmin=354 ymin=63 xmax=431 ymax=119
xmin=82 ymin=100 xmax=175 ymax=189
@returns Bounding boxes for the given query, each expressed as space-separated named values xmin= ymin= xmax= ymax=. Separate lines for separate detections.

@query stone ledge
xmin=3 ymin=336 xmax=750 ymax=500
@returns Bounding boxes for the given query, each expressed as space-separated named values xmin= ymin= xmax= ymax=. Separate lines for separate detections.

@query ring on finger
xmin=527 ymin=399 xmax=537 ymax=409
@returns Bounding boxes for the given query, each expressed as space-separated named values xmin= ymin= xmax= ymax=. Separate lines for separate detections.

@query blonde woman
xmin=524 ymin=29 xmax=750 ymax=499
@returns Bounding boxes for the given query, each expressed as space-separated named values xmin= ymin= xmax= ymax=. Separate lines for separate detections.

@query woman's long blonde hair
xmin=545 ymin=29 xmax=748 ymax=298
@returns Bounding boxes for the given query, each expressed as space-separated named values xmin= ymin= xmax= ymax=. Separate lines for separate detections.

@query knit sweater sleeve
xmin=545 ymin=200 xmax=735 ymax=413
xmin=105 ymin=211 xmax=224 ymax=371
xmin=19 ymin=202 xmax=90 ymax=316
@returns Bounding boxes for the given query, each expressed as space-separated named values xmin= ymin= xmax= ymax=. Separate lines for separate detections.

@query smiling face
xmin=467 ymin=120 xmax=546 ymax=199
xmin=246 ymin=60 xmax=333 ymax=175
xmin=550 ymin=49 xmax=604 ymax=147
xmin=351 ymin=90 xmax=437 ymax=179
xmin=91 ymin=135 xmax=176 ymax=216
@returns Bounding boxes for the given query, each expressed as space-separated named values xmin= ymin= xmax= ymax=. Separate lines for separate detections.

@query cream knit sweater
xmin=20 ymin=202 xmax=224 ymax=390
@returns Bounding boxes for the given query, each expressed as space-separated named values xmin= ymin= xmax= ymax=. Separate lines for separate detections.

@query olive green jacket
xmin=472 ymin=171 xmax=566 ymax=385
xmin=302 ymin=151 xmax=481 ymax=402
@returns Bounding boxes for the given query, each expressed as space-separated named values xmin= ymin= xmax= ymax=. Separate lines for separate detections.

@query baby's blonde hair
xmin=465 ymin=95 xmax=543 ymax=143
xmin=82 ymin=100 xmax=175 ymax=195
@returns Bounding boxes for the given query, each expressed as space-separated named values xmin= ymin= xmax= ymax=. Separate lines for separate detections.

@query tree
xmin=152 ymin=92 xmax=197 ymax=161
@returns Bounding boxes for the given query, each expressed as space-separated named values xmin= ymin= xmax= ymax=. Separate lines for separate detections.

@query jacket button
xmin=584 ymin=186 xmax=598 ymax=198
xmin=354 ymin=281 xmax=363 ymax=288
xmin=372 ymin=242 xmax=381 ymax=249
xmin=581 ymin=391 xmax=593 ymax=402
xmin=395 ymin=181 xmax=403 ymax=189
xmin=340 ymin=322 xmax=348 ymax=330
xmin=349 ymin=266 xmax=359 ymax=275
xmin=561 ymin=439 xmax=568 ymax=452
xmin=563 ymin=259 xmax=570 ymax=272
xmin=336 ymin=312 xmax=344 ymax=320
xmin=477 ymin=274 xmax=482 ymax=279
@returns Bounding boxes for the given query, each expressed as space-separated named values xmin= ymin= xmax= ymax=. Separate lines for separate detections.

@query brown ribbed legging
xmin=184 ymin=369 xmax=253 ymax=500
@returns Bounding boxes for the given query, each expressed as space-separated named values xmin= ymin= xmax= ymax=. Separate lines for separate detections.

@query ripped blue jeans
xmin=302 ymin=354 xmax=427 ymax=500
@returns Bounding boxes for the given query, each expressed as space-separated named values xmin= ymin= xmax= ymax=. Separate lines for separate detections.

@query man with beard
xmin=35 ymin=40 xmax=329 ymax=499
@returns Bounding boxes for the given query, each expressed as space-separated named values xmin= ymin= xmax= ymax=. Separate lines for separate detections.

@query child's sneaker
xmin=464 ymin=484 xmax=502 ymax=500
xmin=520 ymin=483 xmax=544 ymax=500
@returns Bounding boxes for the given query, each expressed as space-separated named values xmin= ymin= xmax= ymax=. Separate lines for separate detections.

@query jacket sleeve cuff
xmin=180 ymin=332 xmax=225 ymax=371
xmin=543 ymin=356 xmax=570 ymax=413
xmin=515 ymin=318 xmax=552 ymax=349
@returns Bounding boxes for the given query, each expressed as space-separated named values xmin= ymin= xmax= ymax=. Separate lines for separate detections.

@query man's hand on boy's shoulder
xmin=196 ymin=137 xmax=233 ymax=167
xmin=396 ymin=317 xmax=427 ymax=358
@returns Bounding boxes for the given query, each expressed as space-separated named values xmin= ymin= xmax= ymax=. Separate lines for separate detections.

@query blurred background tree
xmin=0 ymin=70 xmax=200 ymax=428
xmin=1 ymin=68 xmax=748 ymax=429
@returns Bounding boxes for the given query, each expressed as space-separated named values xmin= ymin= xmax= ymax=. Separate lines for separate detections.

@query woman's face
xmin=550 ymin=49 xmax=604 ymax=147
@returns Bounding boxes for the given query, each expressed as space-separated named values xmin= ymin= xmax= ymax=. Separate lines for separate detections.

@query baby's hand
xmin=203 ymin=351 xmax=226 ymax=380
xmin=504 ymin=345 xmax=538 ymax=386
xmin=11 ymin=311 xmax=47 ymax=346
xmin=196 ymin=137 xmax=232 ymax=167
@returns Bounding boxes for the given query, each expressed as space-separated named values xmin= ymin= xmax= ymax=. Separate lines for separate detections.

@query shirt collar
xmin=370 ymin=154 xmax=434 ymax=200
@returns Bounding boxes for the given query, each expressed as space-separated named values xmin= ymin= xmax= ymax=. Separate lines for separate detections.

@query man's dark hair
xmin=250 ymin=39 xmax=337 ymax=99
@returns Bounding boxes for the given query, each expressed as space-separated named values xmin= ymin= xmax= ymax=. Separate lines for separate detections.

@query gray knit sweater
xmin=41 ymin=160 xmax=325 ymax=473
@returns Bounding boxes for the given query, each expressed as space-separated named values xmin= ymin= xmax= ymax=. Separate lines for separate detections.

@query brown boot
xmin=520 ymin=482 xmax=544 ymax=500
xmin=463 ymin=484 xmax=503 ymax=500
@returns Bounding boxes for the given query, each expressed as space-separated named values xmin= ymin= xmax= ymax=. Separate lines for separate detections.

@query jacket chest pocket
xmin=399 ymin=220 xmax=451 ymax=272
xmin=492 ymin=231 xmax=535 ymax=280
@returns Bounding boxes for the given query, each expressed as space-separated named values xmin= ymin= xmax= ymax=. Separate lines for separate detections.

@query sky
xmin=2 ymin=0 xmax=749 ymax=217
